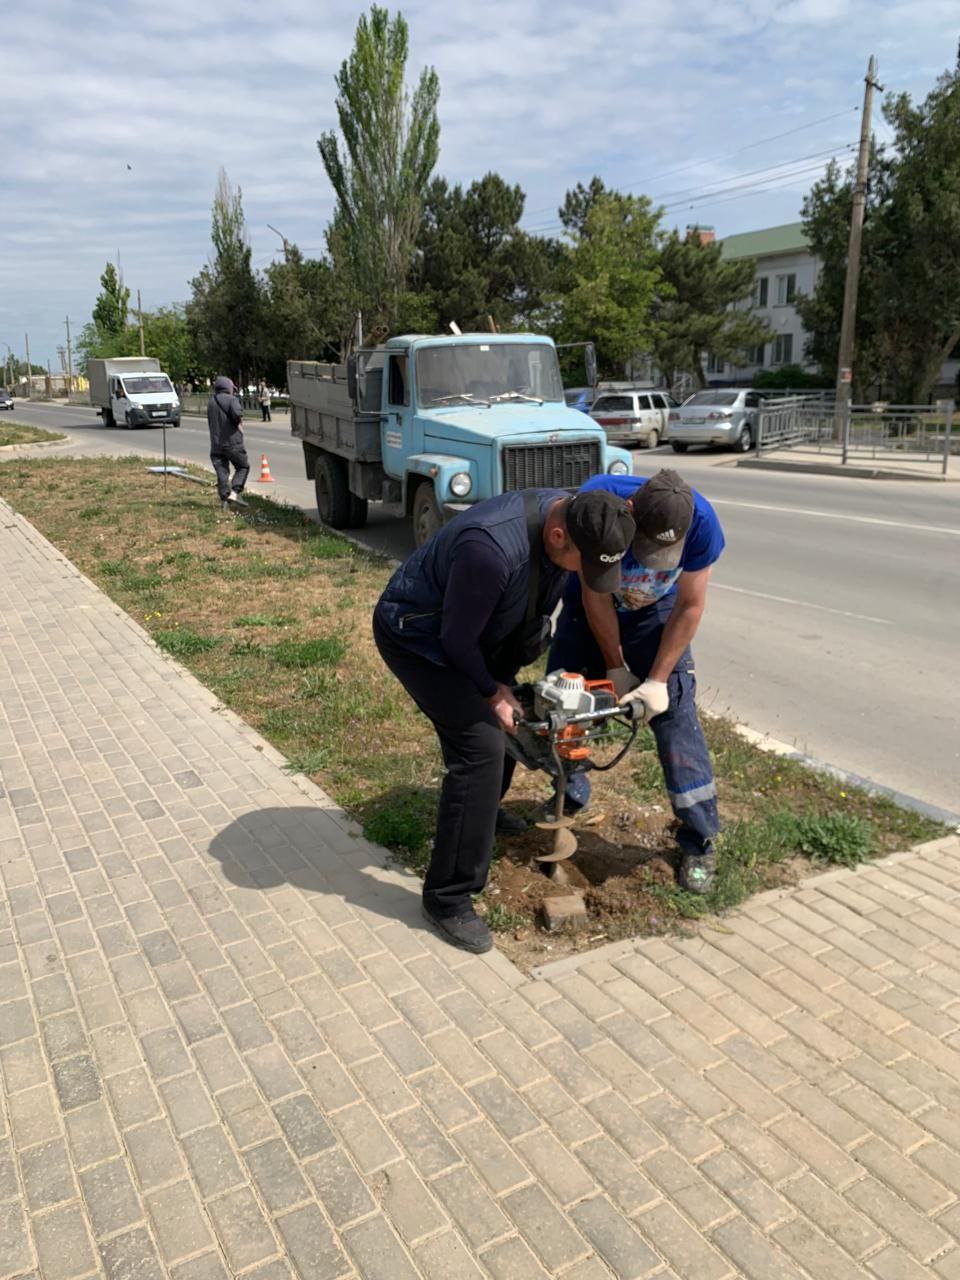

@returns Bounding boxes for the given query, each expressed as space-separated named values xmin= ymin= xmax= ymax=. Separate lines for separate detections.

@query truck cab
xmin=87 ymin=357 xmax=181 ymax=429
xmin=289 ymin=333 xmax=631 ymax=546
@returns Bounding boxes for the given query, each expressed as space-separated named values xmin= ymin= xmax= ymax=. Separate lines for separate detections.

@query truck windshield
xmin=122 ymin=376 xmax=173 ymax=396
xmin=416 ymin=343 xmax=563 ymax=407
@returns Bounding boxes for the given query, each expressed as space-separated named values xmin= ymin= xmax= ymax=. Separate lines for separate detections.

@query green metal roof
xmin=720 ymin=223 xmax=810 ymax=261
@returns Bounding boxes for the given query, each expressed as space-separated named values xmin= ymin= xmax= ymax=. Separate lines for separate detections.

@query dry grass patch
xmin=0 ymin=421 xmax=65 ymax=446
xmin=0 ymin=455 xmax=945 ymax=969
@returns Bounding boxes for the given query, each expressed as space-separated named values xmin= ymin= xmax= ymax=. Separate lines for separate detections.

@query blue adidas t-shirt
xmin=568 ymin=473 xmax=725 ymax=612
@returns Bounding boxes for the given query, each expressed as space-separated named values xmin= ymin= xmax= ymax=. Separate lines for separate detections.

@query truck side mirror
xmin=585 ymin=342 xmax=598 ymax=390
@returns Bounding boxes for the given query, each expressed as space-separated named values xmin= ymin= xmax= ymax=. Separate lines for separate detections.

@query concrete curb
xmin=732 ymin=723 xmax=960 ymax=828
xmin=737 ymin=456 xmax=952 ymax=482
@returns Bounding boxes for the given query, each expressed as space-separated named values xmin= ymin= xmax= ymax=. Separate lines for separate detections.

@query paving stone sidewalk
xmin=2 ymin=495 xmax=960 ymax=1280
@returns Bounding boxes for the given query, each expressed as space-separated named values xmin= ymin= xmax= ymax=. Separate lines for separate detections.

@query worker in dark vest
xmin=374 ymin=488 xmax=635 ymax=954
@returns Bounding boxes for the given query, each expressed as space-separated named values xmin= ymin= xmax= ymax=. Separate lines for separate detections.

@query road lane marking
xmin=710 ymin=497 xmax=960 ymax=537
xmin=712 ymin=582 xmax=893 ymax=625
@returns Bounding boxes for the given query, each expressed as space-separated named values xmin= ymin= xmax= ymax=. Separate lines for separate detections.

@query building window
xmin=773 ymin=334 xmax=794 ymax=365
xmin=745 ymin=343 xmax=766 ymax=367
xmin=776 ymin=274 xmax=796 ymax=305
xmin=707 ymin=355 xmax=725 ymax=374
xmin=754 ymin=277 xmax=769 ymax=308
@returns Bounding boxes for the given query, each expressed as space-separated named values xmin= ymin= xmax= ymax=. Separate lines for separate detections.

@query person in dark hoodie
xmin=207 ymin=376 xmax=249 ymax=508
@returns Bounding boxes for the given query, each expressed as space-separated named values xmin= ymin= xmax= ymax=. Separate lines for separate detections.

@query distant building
xmin=705 ymin=222 xmax=818 ymax=385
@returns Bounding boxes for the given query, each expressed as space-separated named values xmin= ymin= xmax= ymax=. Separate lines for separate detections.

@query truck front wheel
xmin=102 ymin=409 xmax=115 ymax=428
xmin=315 ymin=451 xmax=352 ymax=528
xmin=412 ymin=481 xmax=442 ymax=548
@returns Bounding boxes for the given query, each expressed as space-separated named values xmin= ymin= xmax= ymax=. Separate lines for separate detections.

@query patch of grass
xmin=363 ymin=791 xmax=435 ymax=870
xmin=481 ymin=901 xmax=532 ymax=932
xmin=221 ymin=535 xmax=245 ymax=549
xmin=305 ymin=534 xmax=349 ymax=559
xmin=78 ymin=505 xmax=106 ymax=520
xmin=233 ymin=614 xmax=294 ymax=629
xmin=0 ymin=422 xmax=65 ymax=446
xmin=271 ymin=635 xmax=346 ymax=669
xmin=162 ymin=550 xmax=194 ymax=568
xmin=284 ymin=748 xmax=331 ymax=775
xmin=155 ymin=628 xmax=219 ymax=657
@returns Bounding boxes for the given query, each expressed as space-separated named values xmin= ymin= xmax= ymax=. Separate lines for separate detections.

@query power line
xmin=661 ymin=161 xmax=849 ymax=216
xmin=522 ymin=145 xmax=855 ymax=235
xmin=658 ymin=149 xmax=855 ymax=212
xmin=522 ymin=105 xmax=860 ymax=221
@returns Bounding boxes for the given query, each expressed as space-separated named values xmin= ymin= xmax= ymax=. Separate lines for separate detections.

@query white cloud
xmin=2 ymin=0 xmax=956 ymax=363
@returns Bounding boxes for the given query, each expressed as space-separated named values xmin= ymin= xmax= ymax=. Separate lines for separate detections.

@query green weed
xmin=221 ymin=535 xmax=245 ymax=549
xmin=795 ymin=812 xmax=874 ymax=867
xmin=233 ymin=614 xmax=295 ymax=629
xmin=272 ymin=635 xmax=346 ymax=669
xmin=481 ymin=901 xmax=532 ymax=932
xmin=78 ymin=505 xmax=105 ymax=520
xmin=155 ymin=628 xmax=219 ymax=657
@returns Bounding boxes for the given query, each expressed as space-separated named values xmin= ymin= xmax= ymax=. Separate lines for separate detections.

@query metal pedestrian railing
xmin=757 ymin=398 xmax=956 ymax=476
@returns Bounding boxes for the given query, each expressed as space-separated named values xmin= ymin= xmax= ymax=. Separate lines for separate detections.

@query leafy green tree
xmin=262 ymin=245 xmax=344 ymax=381
xmin=412 ymin=172 xmax=556 ymax=332
xmin=187 ymin=168 xmax=264 ymax=384
xmin=76 ymin=305 xmax=201 ymax=383
xmin=318 ymin=5 xmax=440 ymax=332
xmin=558 ymin=176 xmax=613 ymax=237
xmin=92 ymin=263 xmax=130 ymax=339
xmin=873 ymin=58 xmax=960 ymax=402
xmin=797 ymin=153 xmax=890 ymax=399
xmin=654 ymin=230 xmax=770 ymax=388
xmin=553 ymin=192 xmax=663 ymax=378
xmin=799 ymin=50 xmax=960 ymax=402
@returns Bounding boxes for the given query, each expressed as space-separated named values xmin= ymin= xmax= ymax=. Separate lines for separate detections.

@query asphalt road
xmin=9 ymin=400 xmax=960 ymax=817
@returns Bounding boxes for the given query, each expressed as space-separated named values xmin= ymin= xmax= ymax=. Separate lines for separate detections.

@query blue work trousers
xmin=548 ymin=597 xmax=719 ymax=856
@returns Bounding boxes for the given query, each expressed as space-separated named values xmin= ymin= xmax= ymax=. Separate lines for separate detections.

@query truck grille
xmin=501 ymin=440 xmax=602 ymax=491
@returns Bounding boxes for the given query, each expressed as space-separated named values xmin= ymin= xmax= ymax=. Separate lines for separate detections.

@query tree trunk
xmin=917 ymin=323 xmax=960 ymax=404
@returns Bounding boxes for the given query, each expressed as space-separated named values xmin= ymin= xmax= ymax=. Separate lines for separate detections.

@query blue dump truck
xmin=288 ymin=332 xmax=631 ymax=546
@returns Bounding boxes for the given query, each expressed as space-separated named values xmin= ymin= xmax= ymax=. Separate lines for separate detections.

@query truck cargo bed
xmin=288 ymin=361 xmax=382 ymax=463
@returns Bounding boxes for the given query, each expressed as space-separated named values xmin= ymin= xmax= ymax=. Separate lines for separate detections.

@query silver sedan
xmin=666 ymin=388 xmax=763 ymax=453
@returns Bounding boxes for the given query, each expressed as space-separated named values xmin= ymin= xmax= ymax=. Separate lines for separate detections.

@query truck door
xmin=380 ymin=353 xmax=409 ymax=480
xmin=111 ymin=378 xmax=128 ymax=425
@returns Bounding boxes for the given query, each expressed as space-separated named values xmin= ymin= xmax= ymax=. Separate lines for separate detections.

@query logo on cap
xmin=599 ymin=551 xmax=625 ymax=563
xmin=656 ymin=529 xmax=677 ymax=542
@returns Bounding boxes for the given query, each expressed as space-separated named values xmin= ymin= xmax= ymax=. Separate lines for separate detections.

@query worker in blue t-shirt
xmin=549 ymin=469 xmax=726 ymax=894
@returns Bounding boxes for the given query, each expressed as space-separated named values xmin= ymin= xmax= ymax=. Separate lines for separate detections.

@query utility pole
xmin=65 ymin=316 xmax=74 ymax=394
xmin=24 ymin=333 xmax=31 ymax=398
xmin=835 ymin=55 xmax=879 ymax=424
xmin=137 ymin=289 xmax=146 ymax=356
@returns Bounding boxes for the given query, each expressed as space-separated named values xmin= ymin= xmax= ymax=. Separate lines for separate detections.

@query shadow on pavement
xmin=207 ymin=804 xmax=428 ymax=935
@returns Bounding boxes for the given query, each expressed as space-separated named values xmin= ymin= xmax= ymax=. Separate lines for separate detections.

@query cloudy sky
xmin=2 ymin=0 xmax=957 ymax=369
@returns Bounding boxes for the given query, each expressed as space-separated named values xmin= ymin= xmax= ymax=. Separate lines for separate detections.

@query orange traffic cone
xmin=258 ymin=454 xmax=274 ymax=483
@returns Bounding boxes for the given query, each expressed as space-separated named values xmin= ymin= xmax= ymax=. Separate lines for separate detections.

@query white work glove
xmin=620 ymin=679 xmax=670 ymax=724
xmin=606 ymin=666 xmax=640 ymax=699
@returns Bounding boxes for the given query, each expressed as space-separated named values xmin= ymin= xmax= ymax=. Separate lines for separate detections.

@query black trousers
xmin=210 ymin=442 xmax=250 ymax=499
xmin=373 ymin=613 xmax=515 ymax=918
xmin=260 ymin=404 xmax=271 ymax=421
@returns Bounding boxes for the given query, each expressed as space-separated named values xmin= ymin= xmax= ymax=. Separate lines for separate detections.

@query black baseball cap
xmin=630 ymin=470 xmax=695 ymax=569
xmin=566 ymin=490 xmax=636 ymax=593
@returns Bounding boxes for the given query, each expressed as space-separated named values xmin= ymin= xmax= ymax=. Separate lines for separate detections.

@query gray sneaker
xmin=226 ymin=490 xmax=248 ymax=508
xmin=678 ymin=851 xmax=716 ymax=895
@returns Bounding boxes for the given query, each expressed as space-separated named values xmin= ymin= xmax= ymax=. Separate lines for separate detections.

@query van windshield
xmin=122 ymin=375 xmax=173 ymax=396
xmin=416 ymin=343 xmax=563 ymax=407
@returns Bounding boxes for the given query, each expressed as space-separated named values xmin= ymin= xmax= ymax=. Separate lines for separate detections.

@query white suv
xmin=589 ymin=389 xmax=678 ymax=448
